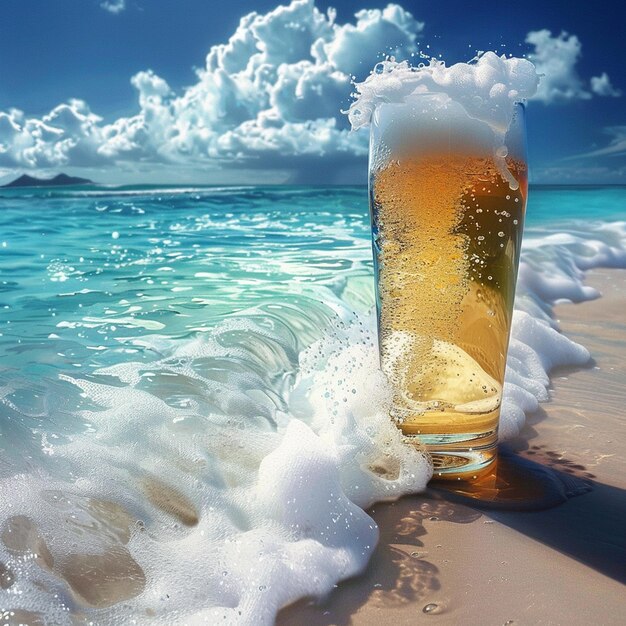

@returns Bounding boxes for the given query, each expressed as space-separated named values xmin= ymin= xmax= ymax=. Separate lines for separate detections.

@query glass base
xmin=402 ymin=429 xmax=498 ymax=480
xmin=428 ymin=446 xmax=593 ymax=511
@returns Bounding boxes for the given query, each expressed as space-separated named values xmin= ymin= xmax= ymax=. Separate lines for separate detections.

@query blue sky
xmin=0 ymin=0 xmax=624 ymax=184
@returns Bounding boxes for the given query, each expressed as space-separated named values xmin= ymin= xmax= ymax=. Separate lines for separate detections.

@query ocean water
xmin=0 ymin=184 xmax=625 ymax=624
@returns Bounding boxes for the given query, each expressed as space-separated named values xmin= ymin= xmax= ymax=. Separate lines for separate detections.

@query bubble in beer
xmin=371 ymin=149 xmax=525 ymax=476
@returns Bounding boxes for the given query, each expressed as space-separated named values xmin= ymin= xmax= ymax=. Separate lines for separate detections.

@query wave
xmin=0 ymin=184 xmax=367 ymax=201
xmin=0 ymin=185 xmax=255 ymax=200
xmin=0 ymin=221 xmax=625 ymax=624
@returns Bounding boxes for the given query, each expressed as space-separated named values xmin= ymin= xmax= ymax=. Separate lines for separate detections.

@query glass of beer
xmin=368 ymin=94 xmax=528 ymax=480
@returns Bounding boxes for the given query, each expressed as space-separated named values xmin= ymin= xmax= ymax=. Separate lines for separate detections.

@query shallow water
xmin=0 ymin=184 xmax=624 ymax=624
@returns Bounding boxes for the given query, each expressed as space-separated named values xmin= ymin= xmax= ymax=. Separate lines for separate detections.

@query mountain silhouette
xmin=1 ymin=173 xmax=94 ymax=188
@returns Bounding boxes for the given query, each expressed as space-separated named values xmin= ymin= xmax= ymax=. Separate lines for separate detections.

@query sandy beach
xmin=278 ymin=268 xmax=626 ymax=626
xmin=2 ymin=191 xmax=625 ymax=624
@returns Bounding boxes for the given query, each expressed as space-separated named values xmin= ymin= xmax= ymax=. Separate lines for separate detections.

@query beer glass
xmin=368 ymin=95 xmax=528 ymax=480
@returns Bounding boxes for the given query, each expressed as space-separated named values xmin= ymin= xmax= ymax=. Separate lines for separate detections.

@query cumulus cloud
xmin=526 ymin=30 xmax=621 ymax=104
xmin=526 ymin=30 xmax=591 ymax=102
xmin=0 ymin=0 xmax=421 ymax=176
xmin=0 ymin=100 xmax=105 ymax=168
xmin=590 ymin=72 xmax=622 ymax=97
xmin=100 ymin=0 xmax=126 ymax=14
xmin=2 ymin=1 xmax=616 ymax=180
xmin=321 ymin=4 xmax=424 ymax=76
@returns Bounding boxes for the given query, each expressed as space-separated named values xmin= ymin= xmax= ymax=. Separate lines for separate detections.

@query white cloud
xmin=590 ymin=72 xmax=621 ymax=97
xmin=570 ymin=126 xmax=626 ymax=159
xmin=526 ymin=30 xmax=622 ymax=105
xmin=1 ymin=0 xmax=420 ymax=175
xmin=321 ymin=5 xmax=424 ymax=76
xmin=2 ymin=2 xmax=615 ymax=181
xmin=100 ymin=0 xmax=126 ymax=14
xmin=0 ymin=100 xmax=105 ymax=168
xmin=526 ymin=30 xmax=591 ymax=103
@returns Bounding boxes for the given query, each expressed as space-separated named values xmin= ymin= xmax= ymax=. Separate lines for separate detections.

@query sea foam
xmin=1 ymin=221 xmax=625 ymax=624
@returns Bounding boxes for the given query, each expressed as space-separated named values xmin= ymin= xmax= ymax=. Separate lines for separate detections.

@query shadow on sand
xmin=278 ymin=493 xmax=482 ymax=625
xmin=278 ymin=447 xmax=626 ymax=625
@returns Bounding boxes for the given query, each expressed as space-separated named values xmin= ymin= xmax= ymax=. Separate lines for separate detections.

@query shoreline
xmin=278 ymin=268 xmax=626 ymax=625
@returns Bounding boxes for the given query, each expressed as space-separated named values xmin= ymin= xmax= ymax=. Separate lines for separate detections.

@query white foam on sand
xmin=1 ymin=222 xmax=625 ymax=624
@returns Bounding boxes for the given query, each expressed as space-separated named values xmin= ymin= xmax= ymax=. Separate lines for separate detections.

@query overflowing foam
xmin=1 ymin=217 xmax=625 ymax=624
xmin=348 ymin=52 xmax=539 ymax=135
xmin=348 ymin=52 xmax=539 ymax=189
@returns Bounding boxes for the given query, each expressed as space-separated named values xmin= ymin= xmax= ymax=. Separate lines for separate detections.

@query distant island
xmin=1 ymin=173 xmax=94 ymax=188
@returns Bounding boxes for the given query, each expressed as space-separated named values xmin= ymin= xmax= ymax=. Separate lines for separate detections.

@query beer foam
xmin=348 ymin=52 xmax=539 ymax=134
xmin=2 ymin=217 xmax=626 ymax=624
xmin=348 ymin=52 xmax=539 ymax=189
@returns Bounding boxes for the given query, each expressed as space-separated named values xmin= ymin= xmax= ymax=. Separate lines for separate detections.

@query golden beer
xmin=369 ymin=100 xmax=528 ymax=479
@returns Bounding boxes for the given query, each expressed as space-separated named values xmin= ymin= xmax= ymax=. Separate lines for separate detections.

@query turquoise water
xmin=0 ymin=183 xmax=622 ymax=448
xmin=525 ymin=185 xmax=626 ymax=225
xmin=0 ymin=187 xmax=368 ymax=387
xmin=0 ymin=184 xmax=624 ymax=623
xmin=0 ymin=184 xmax=623 ymax=355
xmin=0 ymin=184 xmax=623 ymax=394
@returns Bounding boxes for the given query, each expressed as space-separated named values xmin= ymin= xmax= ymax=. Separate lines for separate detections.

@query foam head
xmin=349 ymin=52 xmax=539 ymax=136
xmin=355 ymin=53 xmax=538 ymax=189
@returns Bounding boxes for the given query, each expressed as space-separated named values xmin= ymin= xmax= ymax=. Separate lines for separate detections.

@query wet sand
xmin=278 ymin=268 xmax=626 ymax=626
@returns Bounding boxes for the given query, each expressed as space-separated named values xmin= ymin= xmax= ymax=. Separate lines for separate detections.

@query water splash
xmin=0 ymin=186 xmax=625 ymax=624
